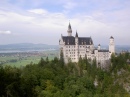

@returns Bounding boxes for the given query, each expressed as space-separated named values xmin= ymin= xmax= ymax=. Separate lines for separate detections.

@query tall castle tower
xmin=75 ymin=31 xmax=79 ymax=62
xmin=109 ymin=36 xmax=115 ymax=54
xmin=67 ymin=22 xmax=72 ymax=36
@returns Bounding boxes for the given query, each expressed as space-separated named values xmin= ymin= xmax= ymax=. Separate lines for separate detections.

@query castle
xmin=59 ymin=23 xmax=115 ymax=68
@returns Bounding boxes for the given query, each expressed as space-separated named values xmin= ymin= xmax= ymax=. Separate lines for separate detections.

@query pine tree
xmin=59 ymin=50 xmax=64 ymax=67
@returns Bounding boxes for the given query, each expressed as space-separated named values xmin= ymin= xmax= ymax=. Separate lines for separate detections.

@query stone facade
xmin=59 ymin=23 xmax=115 ymax=68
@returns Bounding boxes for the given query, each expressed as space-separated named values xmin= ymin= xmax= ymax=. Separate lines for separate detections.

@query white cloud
xmin=0 ymin=7 xmax=129 ymax=45
xmin=63 ymin=2 xmax=77 ymax=10
xmin=0 ymin=0 xmax=130 ymax=45
xmin=0 ymin=10 xmax=34 ymax=23
xmin=28 ymin=9 xmax=48 ymax=14
xmin=0 ymin=31 xmax=11 ymax=34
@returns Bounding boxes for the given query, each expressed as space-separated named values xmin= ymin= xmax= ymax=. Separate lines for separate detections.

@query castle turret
xmin=75 ymin=31 xmax=79 ymax=62
xmin=98 ymin=44 xmax=101 ymax=50
xmin=67 ymin=22 xmax=72 ymax=36
xmin=109 ymin=36 xmax=115 ymax=55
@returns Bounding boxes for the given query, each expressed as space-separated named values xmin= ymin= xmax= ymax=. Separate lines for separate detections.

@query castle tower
xmin=67 ymin=22 xmax=72 ymax=36
xmin=98 ymin=44 xmax=101 ymax=50
xmin=75 ymin=31 xmax=79 ymax=62
xmin=109 ymin=36 xmax=115 ymax=54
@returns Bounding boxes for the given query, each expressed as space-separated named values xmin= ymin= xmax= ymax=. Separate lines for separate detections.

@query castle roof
xmin=110 ymin=36 xmax=114 ymax=39
xmin=62 ymin=36 xmax=93 ymax=45
xmin=98 ymin=49 xmax=109 ymax=52
xmin=75 ymin=31 xmax=78 ymax=37
xmin=68 ymin=22 xmax=71 ymax=29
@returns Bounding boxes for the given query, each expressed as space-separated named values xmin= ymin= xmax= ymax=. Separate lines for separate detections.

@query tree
xmin=59 ymin=50 xmax=64 ymax=67
xmin=38 ymin=58 xmax=45 ymax=67
xmin=46 ymin=57 xmax=49 ymax=64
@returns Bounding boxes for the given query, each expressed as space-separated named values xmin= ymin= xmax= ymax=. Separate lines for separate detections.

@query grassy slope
xmin=2 ymin=51 xmax=59 ymax=68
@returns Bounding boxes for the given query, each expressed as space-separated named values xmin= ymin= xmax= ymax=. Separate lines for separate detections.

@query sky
xmin=0 ymin=0 xmax=130 ymax=45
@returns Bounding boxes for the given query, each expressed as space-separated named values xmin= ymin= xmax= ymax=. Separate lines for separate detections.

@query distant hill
xmin=96 ymin=45 xmax=130 ymax=53
xmin=0 ymin=43 xmax=129 ymax=53
xmin=116 ymin=45 xmax=130 ymax=53
xmin=0 ymin=43 xmax=59 ymax=52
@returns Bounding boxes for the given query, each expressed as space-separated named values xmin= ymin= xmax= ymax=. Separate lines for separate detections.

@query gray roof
xmin=75 ymin=31 xmax=78 ymax=37
xmin=98 ymin=50 xmax=109 ymax=52
xmin=62 ymin=36 xmax=93 ymax=45
xmin=110 ymin=36 xmax=114 ymax=39
xmin=68 ymin=23 xmax=71 ymax=29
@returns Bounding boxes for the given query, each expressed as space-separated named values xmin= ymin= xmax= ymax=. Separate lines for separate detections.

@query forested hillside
xmin=0 ymin=52 xmax=130 ymax=97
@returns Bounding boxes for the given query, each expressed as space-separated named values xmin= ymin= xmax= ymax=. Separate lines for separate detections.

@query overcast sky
xmin=0 ymin=0 xmax=130 ymax=45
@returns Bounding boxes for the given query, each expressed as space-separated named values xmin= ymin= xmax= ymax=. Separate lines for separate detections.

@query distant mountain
xmin=0 ymin=43 xmax=59 ymax=51
xmin=0 ymin=43 xmax=129 ymax=53
xmin=99 ymin=45 xmax=130 ymax=53
xmin=115 ymin=45 xmax=130 ymax=53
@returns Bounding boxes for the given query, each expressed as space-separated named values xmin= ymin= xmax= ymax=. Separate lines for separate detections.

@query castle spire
xmin=68 ymin=22 xmax=71 ymax=29
xmin=67 ymin=22 xmax=72 ymax=36
xmin=75 ymin=30 xmax=78 ymax=37
xmin=110 ymin=36 xmax=114 ymax=39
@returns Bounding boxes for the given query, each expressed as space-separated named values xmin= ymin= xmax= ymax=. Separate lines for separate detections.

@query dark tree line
xmin=0 ymin=52 xmax=130 ymax=97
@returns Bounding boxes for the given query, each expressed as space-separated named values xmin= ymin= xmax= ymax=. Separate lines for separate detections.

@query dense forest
xmin=0 ymin=52 xmax=130 ymax=97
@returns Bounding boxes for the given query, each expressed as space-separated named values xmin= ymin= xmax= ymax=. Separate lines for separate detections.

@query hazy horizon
xmin=0 ymin=43 xmax=130 ymax=47
xmin=0 ymin=0 xmax=130 ymax=45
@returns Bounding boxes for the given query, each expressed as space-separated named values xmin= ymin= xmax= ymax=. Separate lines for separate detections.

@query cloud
xmin=0 ymin=31 xmax=11 ymax=34
xmin=28 ymin=9 xmax=48 ymax=14
xmin=63 ymin=2 xmax=77 ymax=10
xmin=0 ymin=0 xmax=130 ymax=45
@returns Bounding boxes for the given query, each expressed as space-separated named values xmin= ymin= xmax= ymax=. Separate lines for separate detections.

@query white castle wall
xmin=59 ymin=23 xmax=115 ymax=68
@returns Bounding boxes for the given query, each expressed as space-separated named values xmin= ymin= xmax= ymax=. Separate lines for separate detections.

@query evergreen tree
xmin=59 ymin=50 xmax=64 ymax=67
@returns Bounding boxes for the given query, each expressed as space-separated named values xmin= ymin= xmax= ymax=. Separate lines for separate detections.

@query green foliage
xmin=0 ymin=53 xmax=130 ymax=97
xmin=110 ymin=52 xmax=130 ymax=71
xmin=59 ymin=50 xmax=64 ymax=67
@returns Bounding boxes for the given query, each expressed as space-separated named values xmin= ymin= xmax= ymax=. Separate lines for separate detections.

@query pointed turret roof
xmin=110 ymin=36 xmax=114 ymax=39
xmin=68 ymin=22 xmax=71 ymax=29
xmin=75 ymin=30 xmax=78 ymax=37
xmin=61 ymin=34 xmax=63 ymax=38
